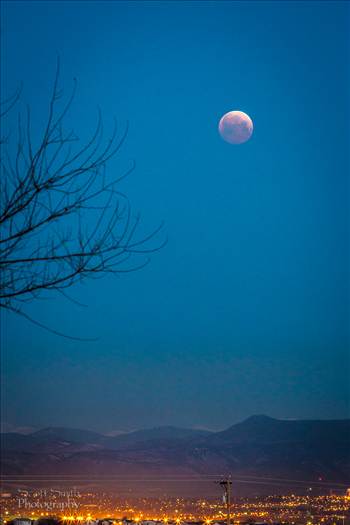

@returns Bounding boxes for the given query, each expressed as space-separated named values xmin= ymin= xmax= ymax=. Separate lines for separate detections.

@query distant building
xmin=6 ymin=519 xmax=32 ymax=525
xmin=122 ymin=519 xmax=134 ymax=525
xmin=98 ymin=520 xmax=114 ymax=525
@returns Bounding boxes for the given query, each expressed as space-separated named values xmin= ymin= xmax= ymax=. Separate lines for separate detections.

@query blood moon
xmin=218 ymin=110 xmax=253 ymax=144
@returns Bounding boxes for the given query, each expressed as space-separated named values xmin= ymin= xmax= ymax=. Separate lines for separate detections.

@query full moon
xmin=218 ymin=110 xmax=253 ymax=144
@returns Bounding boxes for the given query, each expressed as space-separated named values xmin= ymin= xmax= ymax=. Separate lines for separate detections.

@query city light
xmin=1 ymin=491 xmax=349 ymax=525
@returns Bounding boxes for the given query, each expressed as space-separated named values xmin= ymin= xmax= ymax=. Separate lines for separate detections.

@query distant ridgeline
xmin=1 ymin=416 xmax=349 ymax=496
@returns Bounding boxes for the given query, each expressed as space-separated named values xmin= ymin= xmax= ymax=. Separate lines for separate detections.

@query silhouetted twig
xmin=0 ymin=61 xmax=165 ymax=330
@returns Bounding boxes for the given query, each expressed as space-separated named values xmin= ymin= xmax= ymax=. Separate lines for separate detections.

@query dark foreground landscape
xmin=1 ymin=492 xmax=350 ymax=525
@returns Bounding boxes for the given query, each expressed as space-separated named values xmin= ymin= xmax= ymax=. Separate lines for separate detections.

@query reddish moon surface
xmin=218 ymin=110 xmax=253 ymax=144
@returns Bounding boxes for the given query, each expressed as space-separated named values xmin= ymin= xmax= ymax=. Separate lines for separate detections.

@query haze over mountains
xmin=1 ymin=416 xmax=349 ymax=496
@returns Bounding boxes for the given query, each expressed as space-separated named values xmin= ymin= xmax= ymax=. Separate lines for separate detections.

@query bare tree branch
xmin=0 ymin=62 xmax=166 ymax=321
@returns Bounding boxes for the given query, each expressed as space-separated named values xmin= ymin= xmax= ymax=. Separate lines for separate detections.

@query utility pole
xmin=306 ymin=486 xmax=313 ymax=525
xmin=217 ymin=476 xmax=232 ymax=525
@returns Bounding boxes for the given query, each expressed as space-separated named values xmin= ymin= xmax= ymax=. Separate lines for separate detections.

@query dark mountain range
xmin=206 ymin=414 xmax=350 ymax=444
xmin=105 ymin=425 xmax=211 ymax=447
xmin=1 ymin=416 xmax=349 ymax=496
xmin=1 ymin=425 xmax=210 ymax=451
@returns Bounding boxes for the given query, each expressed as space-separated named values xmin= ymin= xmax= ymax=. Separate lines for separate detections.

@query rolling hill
xmin=1 ymin=416 xmax=349 ymax=496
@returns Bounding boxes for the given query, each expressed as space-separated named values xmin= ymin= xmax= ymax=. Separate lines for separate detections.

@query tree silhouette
xmin=0 ymin=64 xmax=164 ymax=329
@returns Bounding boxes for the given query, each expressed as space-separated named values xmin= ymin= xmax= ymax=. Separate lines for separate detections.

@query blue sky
xmin=1 ymin=1 xmax=349 ymax=432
